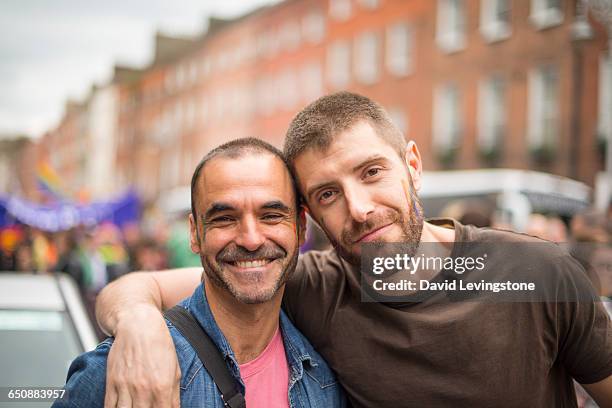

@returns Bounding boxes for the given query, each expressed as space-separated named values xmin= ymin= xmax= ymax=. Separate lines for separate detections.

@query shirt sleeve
xmin=557 ymin=255 xmax=612 ymax=384
xmin=51 ymin=339 xmax=112 ymax=408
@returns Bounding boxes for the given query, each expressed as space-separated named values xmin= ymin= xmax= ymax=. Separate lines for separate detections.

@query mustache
xmin=341 ymin=209 xmax=401 ymax=245
xmin=216 ymin=242 xmax=287 ymax=263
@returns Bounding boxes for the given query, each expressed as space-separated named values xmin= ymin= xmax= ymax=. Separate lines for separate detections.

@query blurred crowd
xmin=0 ymin=215 xmax=201 ymax=338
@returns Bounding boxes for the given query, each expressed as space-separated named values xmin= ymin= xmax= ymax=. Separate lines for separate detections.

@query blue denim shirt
xmin=54 ymin=283 xmax=346 ymax=408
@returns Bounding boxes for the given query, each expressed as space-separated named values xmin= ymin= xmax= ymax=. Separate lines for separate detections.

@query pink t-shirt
xmin=239 ymin=327 xmax=290 ymax=408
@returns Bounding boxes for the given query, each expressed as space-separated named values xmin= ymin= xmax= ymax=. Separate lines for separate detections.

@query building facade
xmin=25 ymin=0 xmax=611 ymax=209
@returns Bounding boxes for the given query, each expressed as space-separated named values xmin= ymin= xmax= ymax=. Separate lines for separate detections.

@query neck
xmin=204 ymin=279 xmax=283 ymax=364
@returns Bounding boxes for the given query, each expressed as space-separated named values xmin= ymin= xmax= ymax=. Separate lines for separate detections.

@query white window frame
xmin=480 ymin=0 xmax=512 ymax=43
xmin=436 ymin=0 xmax=466 ymax=53
xmin=302 ymin=11 xmax=326 ymax=44
xmin=300 ymin=62 xmax=324 ymax=103
xmin=329 ymin=0 xmax=352 ymax=22
xmin=357 ymin=0 xmax=381 ymax=10
xmin=598 ymin=53 xmax=612 ymax=142
xmin=477 ymin=75 xmax=507 ymax=152
xmin=327 ymin=40 xmax=351 ymax=89
xmin=387 ymin=107 xmax=408 ymax=138
xmin=279 ymin=21 xmax=301 ymax=52
xmin=527 ymin=64 xmax=560 ymax=148
xmin=529 ymin=0 xmax=563 ymax=30
xmin=277 ymin=69 xmax=299 ymax=111
xmin=386 ymin=21 xmax=414 ymax=77
xmin=354 ymin=30 xmax=380 ymax=85
xmin=432 ymin=83 xmax=462 ymax=152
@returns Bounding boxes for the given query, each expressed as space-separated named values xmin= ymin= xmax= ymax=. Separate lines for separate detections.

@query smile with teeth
xmin=231 ymin=259 xmax=272 ymax=268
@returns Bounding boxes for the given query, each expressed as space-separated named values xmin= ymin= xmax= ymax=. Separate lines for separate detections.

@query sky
xmin=0 ymin=0 xmax=278 ymax=139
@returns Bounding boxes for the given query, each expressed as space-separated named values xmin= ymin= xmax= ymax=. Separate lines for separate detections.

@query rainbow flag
xmin=36 ymin=161 xmax=67 ymax=200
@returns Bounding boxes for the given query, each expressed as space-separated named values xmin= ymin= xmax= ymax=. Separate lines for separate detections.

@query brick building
xmin=26 ymin=0 xmax=612 ymax=209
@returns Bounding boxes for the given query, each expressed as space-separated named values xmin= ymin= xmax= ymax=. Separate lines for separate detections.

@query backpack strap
xmin=164 ymin=305 xmax=246 ymax=408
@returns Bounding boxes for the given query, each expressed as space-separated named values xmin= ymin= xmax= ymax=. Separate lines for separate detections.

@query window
xmin=164 ymin=71 xmax=175 ymax=93
xmin=530 ymin=0 xmax=563 ymax=29
xmin=327 ymin=40 xmax=351 ymax=89
xmin=436 ymin=0 xmax=466 ymax=53
xmin=200 ymin=58 xmax=211 ymax=78
xmin=279 ymin=21 xmax=301 ymax=51
xmin=329 ymin=0 xmax=352 ymax=21
xmin=188 ymin=61 xmax=198 ymax=84
xmin=302 ymin=11 xmax=326 ymax=44
xmin=386 ymin=22 xmax=414 ymax=77
xmin=175 ymin=64 xmax=186 ymax=89
xmin=477 ymin=75 xmax=507 ymax=152
xmin=598 ymin=54 xmax=612 ymax=143
xmin=387 ymin=107 xmax=408 ymax=137
xmin=185 ymin=98 xmax=197 ymax=129
xmin=257 ymin=32 xmax=279 ymax=58
xmin=256 ymin=76 xmax=276 ymax=116
xmin=432 ymin=83 xmax=462 ymax=152
xmin=357 ymin=0 xmax=380 ymax=10
xmin=300 ymin=62 xmax=324 ymax=103
xmin=354 ymin=31 xmax=380 ymax=85
xmin=527 ymin=65 xmax=559 ymax=148
xmin=277 ymin=69 xmax=299 ymax=110
xmin=201 ymin=94 xmax=210 ymax=125
xmin=480 ymin=0 xmax=511 ymax=42
xmin=173 ymin=102 xmax=184 ymax=132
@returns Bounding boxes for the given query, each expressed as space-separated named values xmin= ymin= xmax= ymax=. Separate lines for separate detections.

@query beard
xmin=326 ymin=176 xmax=425 ymax=266
xmin=200 ymin=240 xmax=299 ymax=304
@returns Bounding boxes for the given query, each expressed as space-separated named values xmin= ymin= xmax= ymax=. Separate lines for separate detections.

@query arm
xmin=582 ymin=375 xmax=612 ymax=407
xmin=96 ymin=268 xmax=202 ymax=335
xmin=94 ymin=268 xmax=201 ymax=408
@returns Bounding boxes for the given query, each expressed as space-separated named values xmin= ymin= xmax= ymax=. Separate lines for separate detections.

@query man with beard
xmin=52 ymin=138 xmax=346 ymax=408
xmin=95 ymin=92 xmax=612 ymax=407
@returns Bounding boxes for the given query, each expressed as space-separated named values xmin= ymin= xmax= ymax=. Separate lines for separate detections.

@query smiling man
xmin=53 ymin=138 xmax=346 ymax=408
xmin=95 ymin=92 xmax=611 ymax=407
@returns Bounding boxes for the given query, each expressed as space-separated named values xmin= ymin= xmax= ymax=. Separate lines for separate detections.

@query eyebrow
xmin=204 ymin=202 xmax=236 ymax=219
xmin=351 ymin=155 xmax=389 ymax=172
xmin=306 ymin=155 xmax=390 ymax=199
xmin=262 ymin=200 xmax=291 ymax=213
xmin=203 ymin=200 xmax=291 ymax=219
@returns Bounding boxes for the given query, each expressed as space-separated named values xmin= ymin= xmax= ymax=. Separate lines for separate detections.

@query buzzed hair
xmin=190 ymin=137 xmax=299 ymax=221
xmin=283 ymin=91 xmax=407 ymax=169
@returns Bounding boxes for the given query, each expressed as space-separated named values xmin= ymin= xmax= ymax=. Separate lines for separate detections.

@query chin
xmin=233 ymin=286 xmax=279 ymax=304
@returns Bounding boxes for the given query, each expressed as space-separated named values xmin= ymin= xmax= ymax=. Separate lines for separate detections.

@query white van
xmin=419 ymin=169 xmax=591 ymax=231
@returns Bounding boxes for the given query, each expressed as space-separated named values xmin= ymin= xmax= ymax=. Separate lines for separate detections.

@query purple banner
xmin=0 ymin=191 xmax=140 ymax=232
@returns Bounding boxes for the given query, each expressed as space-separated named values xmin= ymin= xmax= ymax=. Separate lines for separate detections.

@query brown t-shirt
xmin=283 ymin=220 xmax=612 ymax=408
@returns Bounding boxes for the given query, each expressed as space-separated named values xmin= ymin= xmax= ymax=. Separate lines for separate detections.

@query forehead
xmin=293 ymin=121 xmax=402 ymax=188
xmin=198 ymin=153 xmax=294 ymax=207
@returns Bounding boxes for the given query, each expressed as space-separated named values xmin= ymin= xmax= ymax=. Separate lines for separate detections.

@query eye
xmin=318 ymin=190 xmax=337 ymax=205
xmin=364 ymin=166 xmax=383 ymax=179
xmin=261 ymin=213 xmax=283 ymax=222
xmin=210 ymin=216 xmax=234 ymax=224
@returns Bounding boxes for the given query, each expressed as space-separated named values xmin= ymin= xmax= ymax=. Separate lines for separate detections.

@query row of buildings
xmin=3 ymin=0 xmax=612 ymax=212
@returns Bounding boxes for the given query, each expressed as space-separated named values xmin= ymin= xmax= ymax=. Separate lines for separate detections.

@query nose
xmin=234 ymin=216 xmax=266 ymax=251
xmin=344 ymin=183 xmax=374 ymax=223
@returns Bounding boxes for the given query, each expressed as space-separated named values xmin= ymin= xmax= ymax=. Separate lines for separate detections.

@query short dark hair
xmin=190 ymin=137 xmax=299 ymax=221
xmin=283 ymin=91 xmax=406 ymax=169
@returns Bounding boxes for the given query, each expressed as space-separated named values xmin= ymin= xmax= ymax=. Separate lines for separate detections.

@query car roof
xmin=420 ymin=169 xmax=590 ymax=202
xmin=0 ymin=273 xmax=66 ymax=311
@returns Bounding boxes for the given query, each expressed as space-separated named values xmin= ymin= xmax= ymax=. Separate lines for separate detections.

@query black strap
xmin=164 ymin=305 xmax=246 ymax=408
